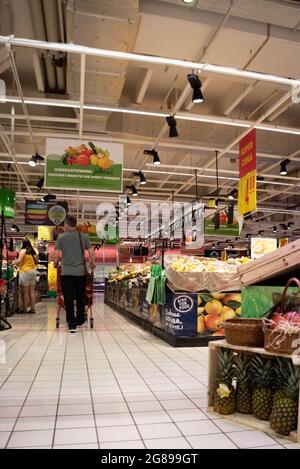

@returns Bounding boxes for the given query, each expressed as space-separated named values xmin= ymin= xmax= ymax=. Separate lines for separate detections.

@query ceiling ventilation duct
xmin=66 ymin=0 xmax=139 ymax=132
xmin=28 ymin=0 xmax=67 ymax=94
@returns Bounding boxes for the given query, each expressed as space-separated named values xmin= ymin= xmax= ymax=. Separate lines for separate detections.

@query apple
xmin=205 ymin=314 xmax=222 ymax=331
xmin=76 ymin=154 xmax=90 ymax=166
xmin=197 ymin=316 xmax=206 ymax=333
xmin=204 ymin=300 xmax=223 ymax=315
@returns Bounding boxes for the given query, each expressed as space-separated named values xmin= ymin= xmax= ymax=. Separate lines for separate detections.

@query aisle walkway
xmin=0 ymin=299 xmax=298 ymax=449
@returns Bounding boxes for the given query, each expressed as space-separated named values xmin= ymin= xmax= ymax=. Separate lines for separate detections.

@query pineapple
xmin=270 ymin=358 xmax=299 ymax=436
xmin=273 ymin=358 xmax=289 ymax=405
xmin=251 ymin=356 xmax=274 ymax=420
xmin=213 ymin=349 xmax=236 ymax=415
xmin=235 ymin=354 xmax=252 ymax=414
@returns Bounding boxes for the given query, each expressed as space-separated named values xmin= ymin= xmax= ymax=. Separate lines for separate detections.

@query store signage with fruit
xmin=78 ymin=222 xmax=118 ymax=244
xmin=251 ymin=237 xmax=277 ymax=259
xmin=204 ymin=208 xmax=241 ymax=236
xmin=45 ymin=138 xmax=123 ymax=192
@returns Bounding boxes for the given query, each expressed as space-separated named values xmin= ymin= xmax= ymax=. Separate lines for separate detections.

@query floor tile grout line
xmin=102 ymin=307 xmax=281 ymax=449
xmin=80 ymin=329 xmax=100 ymax=449
xmin=95 ymin=315 xmax=192 ymax=448
xmin=1 ymin=300 xmax=291 ymax=449
xmin=4 ymin=327 xmax=57 ymax=448
xmin=50 ymin=327 xmax=69 ymax=449
xmin=107 ymin=304 xmax=207 ymax=384
xmin=0 ymin=323 xmax=50 ymax=390
xmin=91 ymin=324 xmax=146 ymax=448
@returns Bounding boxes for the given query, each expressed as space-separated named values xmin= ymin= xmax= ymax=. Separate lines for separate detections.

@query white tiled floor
xmin=0 ymin=298 xmax=297 ymax=449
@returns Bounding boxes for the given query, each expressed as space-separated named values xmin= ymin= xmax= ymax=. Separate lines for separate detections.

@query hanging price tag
xmin=238 ymin=170 xmax=257 ymax=216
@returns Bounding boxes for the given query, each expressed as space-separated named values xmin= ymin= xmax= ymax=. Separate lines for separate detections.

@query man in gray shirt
xmin=53 ymin=216 xmax=95 ymax=333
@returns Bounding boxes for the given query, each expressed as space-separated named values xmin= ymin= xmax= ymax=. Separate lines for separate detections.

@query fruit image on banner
xmin=204 ymin=208 xmax=241 ymax=236
xmin=45 ymin=138 xmax=123 ymax=192
xmin=197 ymin=292 xmax=241 ymax=336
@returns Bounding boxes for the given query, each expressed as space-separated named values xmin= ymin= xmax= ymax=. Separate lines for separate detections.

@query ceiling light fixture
xmin=42 ymin=193 xmax=56 ymax=202
xmin=258 ymin=230 xmax=264 ymax=236
xmin=280 ymin=159 xmax=290 ymax=175
xmin=11 ymin=224 xmax=20 ymax=232
xmin=144 ymin=149 xmax=161 ymax=165
xmin=166 ymin=116 xmax=178 ymax=138
xmin=127 ymin=185 xmax=138 ymax=197
xmin=187 ymin=73 xmax=204 ymax=103
xmin=132 ymin=171 xmax=146 ymax=185
xmin=28 ymin=153 xmax=44 ymax=167
xmin=36 ymin=177 xmax=44 ymax=189
xmin=127 ymin=196 xmax=132 ymax=206
xmin=273 ymin=226 xmax=277 ymax=233
xmin=228 ymin=189 xmax=238 ymax=200
xmin=183 ymin=0 xmax=194 ymax=4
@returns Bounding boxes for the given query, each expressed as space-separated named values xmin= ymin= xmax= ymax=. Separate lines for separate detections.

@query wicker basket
xmin=263 ymin=277 xmax=300 ymax=354
xmin=223 ymin=318 xmax=264 ymax=347
xmin=264 ymin=327 xmax=300 ymax=354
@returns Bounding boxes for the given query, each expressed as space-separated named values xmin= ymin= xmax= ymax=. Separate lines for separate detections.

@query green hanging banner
xmin=0 ymin=188 xmax=16 ymax=218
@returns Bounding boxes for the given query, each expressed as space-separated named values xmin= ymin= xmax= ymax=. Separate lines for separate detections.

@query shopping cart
xmin=56 ymin=266 xmax=94 ymax=329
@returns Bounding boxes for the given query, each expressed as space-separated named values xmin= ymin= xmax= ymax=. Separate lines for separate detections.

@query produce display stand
xmin=207 ymin=339 xmax=300 ymax=443
xmin=238 ymin=239 xmax=300 ymax=287
xmin=105 ymin=282 xmax=227 ymax=347
xmin=239 ymin=240 xmax=300 ymax=319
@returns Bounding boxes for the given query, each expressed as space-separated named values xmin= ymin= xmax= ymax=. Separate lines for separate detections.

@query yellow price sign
xmin=47 ymin=262 xmax=57 ymax=292
xmin=38 ymin=225 xmax=54 ymax=241
xmin=238 ymin=170 xmax=257 ymax=216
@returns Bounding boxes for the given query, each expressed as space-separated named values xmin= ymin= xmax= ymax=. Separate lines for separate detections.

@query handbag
xmin=78 ymin=231 xmax=93 ymax=286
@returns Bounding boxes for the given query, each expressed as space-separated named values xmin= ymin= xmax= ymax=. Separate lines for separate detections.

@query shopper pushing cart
xmin=53 ymin=216 xmax=95 ymax=333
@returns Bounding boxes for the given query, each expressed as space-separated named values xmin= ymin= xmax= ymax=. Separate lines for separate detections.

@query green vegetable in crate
xmin=235 ymin=354 xmax=252 ymax=414
xmin=213 ymin=349 xmax=236 ymax=415
xmin=251 ymin=356 xmax=274 ymax=420
xmin=270 ymin=358 xmax=299 ymax=436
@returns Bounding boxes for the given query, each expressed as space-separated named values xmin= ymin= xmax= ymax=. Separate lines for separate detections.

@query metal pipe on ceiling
xmin=28 ymin=0 xmax=56 ymax=91
xmin=173 ymin=89 xmax=293 ymax=199
xmin=6 ymin=45 xmax=40 ymax=157
xmin=0 ymin=34 xmax=300 ymax=87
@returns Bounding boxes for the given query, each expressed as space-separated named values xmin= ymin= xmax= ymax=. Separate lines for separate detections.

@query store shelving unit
xmin=208 ymin=340 xmax=300 ymax=443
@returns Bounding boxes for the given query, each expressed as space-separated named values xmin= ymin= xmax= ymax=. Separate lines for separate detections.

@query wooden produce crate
xmin=208 ymin=340 xmax=300 ymax=443
xmin=238 ymin=239 xmax=300 ymax=286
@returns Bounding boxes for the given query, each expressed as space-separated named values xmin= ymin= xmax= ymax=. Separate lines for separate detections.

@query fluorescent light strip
xmin=5 ymin=96 xmax=300 ymax=137
xmin=85 ymin=104 xmax=166 ymax=118
xmin=1 ymin=35 xmax=300 ymax=87
xmin=0 ymin=160 xmax=45 ymax=165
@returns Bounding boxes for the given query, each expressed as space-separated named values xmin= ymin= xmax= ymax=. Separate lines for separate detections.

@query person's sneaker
xmin=77 ymin=321 xmax=88 ymax=328
xmin=68 ymin=328 xmax=76 ymax=333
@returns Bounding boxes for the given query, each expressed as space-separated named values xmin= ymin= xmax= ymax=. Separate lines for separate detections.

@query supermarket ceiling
xmin=1 ymin=0 xmax=300 ymax=237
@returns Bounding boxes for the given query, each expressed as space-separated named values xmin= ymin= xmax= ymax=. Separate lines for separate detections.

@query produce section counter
xmin=104 ymin=282 xmax=241 ymax=347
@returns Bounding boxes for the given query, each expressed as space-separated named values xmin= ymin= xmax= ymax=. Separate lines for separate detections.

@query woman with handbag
xmin=14 ymin=238 xmax=38 ymax=314
xmin=53 ymin=216 xmax=95 ymax=333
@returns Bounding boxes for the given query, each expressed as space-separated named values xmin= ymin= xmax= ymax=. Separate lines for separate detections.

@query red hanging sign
xmin=239 ymin=129 xmax=256 ymax=178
